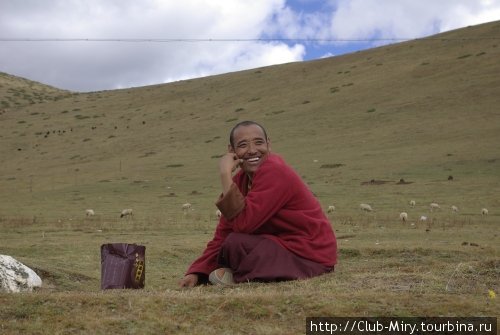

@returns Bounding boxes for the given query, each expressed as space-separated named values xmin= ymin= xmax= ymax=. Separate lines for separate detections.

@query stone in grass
xmin=0 ymin=255 xmax=42 ymax=293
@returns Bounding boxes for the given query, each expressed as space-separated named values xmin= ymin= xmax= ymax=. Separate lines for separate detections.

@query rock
xmin=0 ymin=255 xmax=42 ymax=293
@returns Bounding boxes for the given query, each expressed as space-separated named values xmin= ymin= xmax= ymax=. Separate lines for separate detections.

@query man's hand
xmin=179 ymin=273 xmax=199 ymax=288
xmin=219 ymin=152 xmax=243 ymax=175
xmin=219 ymin=153 xmax=243 ymax=195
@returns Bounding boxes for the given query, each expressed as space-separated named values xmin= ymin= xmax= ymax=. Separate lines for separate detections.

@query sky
xmin=1 ymin=0 xmax=499 ymax=92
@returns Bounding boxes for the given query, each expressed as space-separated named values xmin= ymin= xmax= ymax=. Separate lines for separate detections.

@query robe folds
xmin=186 ymin=153 xmax=337 ymax=281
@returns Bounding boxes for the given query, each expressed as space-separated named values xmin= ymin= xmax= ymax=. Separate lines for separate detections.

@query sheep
xmin=451 ymin=205 xmax=459 ymax=213
xmin=360 ymin=203 xmax=373 ymax=212
xmin=182 ymin=203 xmax=192 ymax=214
xmin=481 ymin=208 xmax=489 ymax=216
xmin=85 ymin=209 xmax=95 ymax=217
xmin=419 ymin=215 xmax=428 ymax=222
xmin=215 ymin=209 xmax=222 ymax=219
xmin=399 ymin=212 xmax=408 ymax=222
xmin=429 ymin=203 xmax=441 ymax=211
xmin=409 ymin=200 xmax=416 ymax=208
xmin=327 ymin=205 xmax=335 ymax=213
xmin=120 ymin=208 xmax=133 ymax=218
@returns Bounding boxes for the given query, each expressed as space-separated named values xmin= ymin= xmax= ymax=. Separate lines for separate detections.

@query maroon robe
xmin=186 ymin=153 xmax=337 ymax=283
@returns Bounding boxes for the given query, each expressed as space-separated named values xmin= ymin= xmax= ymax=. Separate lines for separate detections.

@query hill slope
xmin=0 ymin=21 xmax=499 ymax=219
xmin=0 ymin=72 xmax=71 ymax=109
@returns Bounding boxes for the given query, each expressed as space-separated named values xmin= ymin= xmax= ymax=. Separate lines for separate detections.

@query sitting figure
xmin=179 ymin=121 xmax=337 ymax=287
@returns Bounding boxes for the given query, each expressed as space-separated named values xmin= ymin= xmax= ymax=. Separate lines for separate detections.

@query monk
xmin=179 ymin=121 xmax=337 ymax=287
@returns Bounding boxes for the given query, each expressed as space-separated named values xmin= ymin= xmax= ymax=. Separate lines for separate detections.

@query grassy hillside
xmin=1 ymin=21 xmax=499 ymax=221
xmin=0 ymin=21 xmax=499 ymax=334
xmin=0 ymin=72 xmax=71 ymax=109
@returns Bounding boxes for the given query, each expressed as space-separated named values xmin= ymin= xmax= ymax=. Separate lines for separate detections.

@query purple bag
xmin=100 ymin=243 xmax=145 ymax=289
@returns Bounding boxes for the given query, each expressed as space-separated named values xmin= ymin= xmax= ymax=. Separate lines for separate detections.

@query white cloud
xmin=0 ymin=0 xmax=499 ymax=91
xmin=320 ymin=52 xmax=335 ymax=59
xmin=329 ymin=0 xmax=500 ymax=39
xmin=0 ymin=0 xmax=304 ymax=91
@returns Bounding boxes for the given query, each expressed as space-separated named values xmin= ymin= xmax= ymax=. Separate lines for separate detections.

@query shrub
xmin=320 ymin=163 xmax=345 ymax=169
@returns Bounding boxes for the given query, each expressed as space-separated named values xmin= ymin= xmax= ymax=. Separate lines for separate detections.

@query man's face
xmin=230 ymin=124 xmax=270 ymax=177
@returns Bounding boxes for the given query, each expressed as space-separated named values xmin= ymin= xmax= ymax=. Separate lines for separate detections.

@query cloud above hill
xmin=0 ymin=0 xmax=498 ymax=91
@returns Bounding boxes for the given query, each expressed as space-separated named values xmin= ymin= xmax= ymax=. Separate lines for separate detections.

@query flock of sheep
xmin=84 ymin=201 xmax=489 ymax=223
xmin=85 ymin=208 xmax=133 ymax=218
xmin=327 ymin=201 xmax=489 ymax=222
xmin=84 ymin=203 xmax=224 ymax=219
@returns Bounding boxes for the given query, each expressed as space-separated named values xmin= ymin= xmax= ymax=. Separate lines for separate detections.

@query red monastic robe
xmin=186 ymin=153 xmax=337 ymax=277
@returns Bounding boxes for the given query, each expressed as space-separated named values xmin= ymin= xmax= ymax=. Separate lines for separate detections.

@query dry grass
xmin=1 ymin=21 xmax=500 ymax=334
xmin=1 ymin=214 xmax=498 ymax=334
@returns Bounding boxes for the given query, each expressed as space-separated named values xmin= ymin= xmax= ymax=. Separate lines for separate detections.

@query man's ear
xmin=267 ymin=138 xmax=271 ymax=152
xmin=228 ymin=144 xmax=235 ymax=153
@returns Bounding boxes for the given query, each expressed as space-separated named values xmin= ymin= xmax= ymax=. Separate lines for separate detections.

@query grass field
xmin=1 ymin=21 xmax=499 ymax=334
xmin=0 ymin=212 xmax=498 ymax=334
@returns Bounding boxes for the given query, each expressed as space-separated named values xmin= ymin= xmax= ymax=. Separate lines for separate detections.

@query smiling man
xmin=179 ymin=121 xmax=337 ymax=287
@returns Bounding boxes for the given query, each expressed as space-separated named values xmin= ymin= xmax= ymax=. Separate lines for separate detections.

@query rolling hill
xmin=1 ymin=20 xmax=499 ymax=220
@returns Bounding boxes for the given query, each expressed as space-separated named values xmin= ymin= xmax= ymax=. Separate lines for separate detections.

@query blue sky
xmin=0 ymin=0 xmax=499 ymax=92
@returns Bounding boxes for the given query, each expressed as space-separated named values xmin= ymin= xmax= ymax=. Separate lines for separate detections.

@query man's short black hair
xmin=229 ymin=121 xmax=268 ymax=148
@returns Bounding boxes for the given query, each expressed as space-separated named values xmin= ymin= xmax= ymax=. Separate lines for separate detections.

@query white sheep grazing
xmin=215 ymin=209 xmax=222 ymax=219
xmin=481 ymin=208 xmax=489 ymax=216
xmin=120 ymin=208 xmax=133 ymax=218
xmin=409 ymin=200 xmax=416 ymax=208
xmin=451 ymin=205 xmax=459 ymax=213
xmin=182 ymin=203 xmax=192 ymax=213
xmin=360 ymin=203 xmax=373 ymax=212
xmin=85 ymin=209 xmax=95 ymax=217
xmin=399 ymin=212 xmax=408 ymax=222
xmin=327 ymin=205 xmax=335 ymax=213
xmin=429 ymin=203 xmax=441 ymax=211
xmin=419 ymin=215 xmax=428 ymax=221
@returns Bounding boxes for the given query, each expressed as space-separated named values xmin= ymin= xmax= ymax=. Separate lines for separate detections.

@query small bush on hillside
xmin=320 ymin=163 xmax=345 ymax=169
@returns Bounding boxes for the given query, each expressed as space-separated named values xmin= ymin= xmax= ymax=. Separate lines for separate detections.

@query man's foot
xmin=209 ymin=268 xmax=235 ymax=286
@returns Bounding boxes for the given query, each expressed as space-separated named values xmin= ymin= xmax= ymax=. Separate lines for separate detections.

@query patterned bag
xmin=100 ymin=243 xmax=145 ymax=289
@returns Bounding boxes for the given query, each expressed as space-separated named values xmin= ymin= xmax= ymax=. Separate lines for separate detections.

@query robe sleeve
xmin=215 ymin=164 xmax=293 ymax=233
xmin=215 ymin=183 xmax=245 ymax=220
